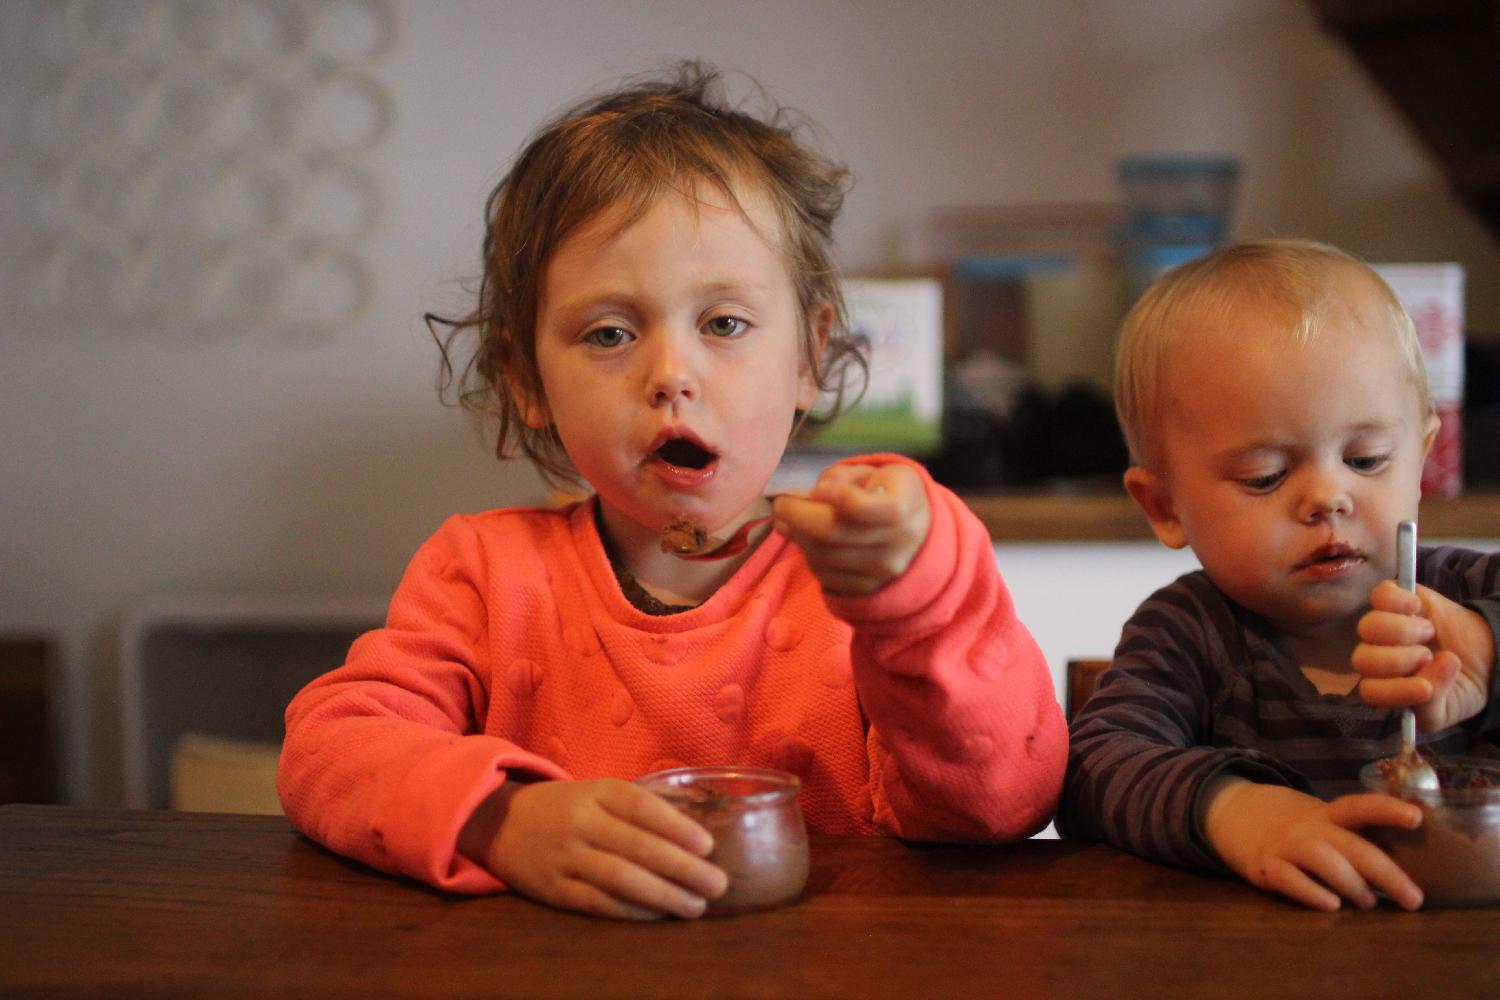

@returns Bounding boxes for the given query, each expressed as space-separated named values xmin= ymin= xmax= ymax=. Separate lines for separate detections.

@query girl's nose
xmin=644 ymin=334 xmax=699 ymax=406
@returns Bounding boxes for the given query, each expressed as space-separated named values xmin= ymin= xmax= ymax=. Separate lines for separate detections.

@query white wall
xmin=4 ymin=0 xmax=1499 ymax=804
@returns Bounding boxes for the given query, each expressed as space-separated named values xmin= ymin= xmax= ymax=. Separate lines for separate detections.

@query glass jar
xmin=637 ymin=766 xmax=809 ymax=915
xmin=1360 ymin=757 xmax=1500 ymax=907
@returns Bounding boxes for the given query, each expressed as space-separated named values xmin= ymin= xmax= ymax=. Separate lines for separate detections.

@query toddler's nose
xmin=1299 ymin=474 xmax=1354 ymax=523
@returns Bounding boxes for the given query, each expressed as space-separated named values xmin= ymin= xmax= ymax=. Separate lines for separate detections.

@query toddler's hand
xmin=1200 ymin=778 xmax=1424 ymax=911
xmin=1352 ymin=579 xmax=1494 ymax=731
xmin=774 ymin=462 xmax=931 ymax=595
xmin=457 ymin=778 xmax=727 ymax=920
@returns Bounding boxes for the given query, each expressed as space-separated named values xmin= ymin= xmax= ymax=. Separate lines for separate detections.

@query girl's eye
xmin=703 ymin=316 xmax=747 ymax=338
xmin=584 ymin=326 xmax=633 ymax=348
xmin=1347 ymin=454 xmax=1390 ymax=473
xmin=1239 ymin=470 xmax=1286 ymax=493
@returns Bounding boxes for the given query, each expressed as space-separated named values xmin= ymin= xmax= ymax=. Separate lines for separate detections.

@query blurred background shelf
xmin=963 ymin=489 xmax=1500 ymax=542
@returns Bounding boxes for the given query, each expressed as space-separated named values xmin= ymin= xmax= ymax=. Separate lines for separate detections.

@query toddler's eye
xmin=585 ymin=326 xmax=633 ymax=348
xmin=1239 ymin=470 xmax=1286 ymax=493
xmin=1347 ymin=454 xmax=1390 ymax=473
xmin=703 ymin=316 xmax=747 ymax=338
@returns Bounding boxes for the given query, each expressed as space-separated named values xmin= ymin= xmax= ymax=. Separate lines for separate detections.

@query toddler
xmin=1059 ymin=238 xmax=1500 ymax=911
xmin=279 ymin=64 xmax=1067 ymax=920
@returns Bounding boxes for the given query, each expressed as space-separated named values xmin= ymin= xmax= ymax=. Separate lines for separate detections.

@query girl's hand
xmin=774 ymin=462 xmax=931 ymax=595
xmin=1352 ymin=579 xmax=1494 ymax=731
xmin=457 ymin=779 xmax=727 ymax=920
xmin=1200 ymin=778 xmax=1424 ymax=911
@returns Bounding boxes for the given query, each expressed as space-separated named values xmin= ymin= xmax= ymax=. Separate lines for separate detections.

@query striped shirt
xmin=1057 ymin=545 xmax=1500 ymax=873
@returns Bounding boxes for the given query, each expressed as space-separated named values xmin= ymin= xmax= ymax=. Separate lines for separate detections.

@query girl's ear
xmin=505 ymin=368 xmax=550 ymax=430
xmin=1123 ymin=466 xmax=1189 ymax=550
xmin=796 ymin=301 xmax=834 ymax=411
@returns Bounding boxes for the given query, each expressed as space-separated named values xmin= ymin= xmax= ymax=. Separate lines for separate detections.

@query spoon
xmin=1380 ymin=519 xmax=1441 ymax=794
xmin=661 ymin=496 xmax=791 ymax=562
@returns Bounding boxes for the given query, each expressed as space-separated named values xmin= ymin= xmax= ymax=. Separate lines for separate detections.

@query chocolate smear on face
xmin=660 ymin=515 xmax=709 ymax=555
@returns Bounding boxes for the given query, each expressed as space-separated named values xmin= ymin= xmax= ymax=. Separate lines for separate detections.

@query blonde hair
xmin=1114 ymin=238 xmax=1432 ymax=469
xmin=429 ymin=62 xmax=868 ymax=486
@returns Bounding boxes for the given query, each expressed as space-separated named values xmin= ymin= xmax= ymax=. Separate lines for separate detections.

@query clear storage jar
xmin=1360 ymin=757 xmax=1500 ymax=907
xmin=637 ymin=766 xmax=809 ymax=915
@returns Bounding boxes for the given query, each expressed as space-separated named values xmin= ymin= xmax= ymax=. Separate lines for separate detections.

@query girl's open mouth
xmin=655 ymin=438 xmax=715 ymax=470
xmin=647 ymin=432 xmax=719 ymax=490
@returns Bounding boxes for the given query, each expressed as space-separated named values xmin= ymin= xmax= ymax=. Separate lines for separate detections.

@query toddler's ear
xmin=1123 ymin=466 xmax=1188 ymax=550
xmin=1421 ymin=411 xmax=1441 ymax=459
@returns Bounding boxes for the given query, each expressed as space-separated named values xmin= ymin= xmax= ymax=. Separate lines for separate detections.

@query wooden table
xmin=2 ymin=805 xmax=1495 ymax=999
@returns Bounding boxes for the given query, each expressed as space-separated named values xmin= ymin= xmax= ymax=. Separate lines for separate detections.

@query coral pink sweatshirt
xmin=279 ymin=456 xmax=1066 ymax=893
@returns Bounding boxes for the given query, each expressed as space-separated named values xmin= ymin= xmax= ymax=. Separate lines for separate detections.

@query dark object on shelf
xmin=1047 ymin=384 xmax=1132 ymax=479
xmin=1 ymin=635 xmax=58 ymax=804
xmin=930 ymin=381 xmax=1129 ymax=489
xmin=926 ymin=404 xmax=1006 ymax=488
xmin=1464 ymin=338 xmax=1500 ymax=487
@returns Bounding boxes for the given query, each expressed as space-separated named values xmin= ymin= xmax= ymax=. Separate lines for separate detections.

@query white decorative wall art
xmin=1 ymin=0 xmax=396 ymax=339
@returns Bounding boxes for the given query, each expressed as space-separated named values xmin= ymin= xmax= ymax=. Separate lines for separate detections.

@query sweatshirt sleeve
xmin=820 ymin=454 xmax=1068 ymax=843
xmin=277 ymin=515 xmax=568 ymax=894
xmin=1056 ymin=577 xmax=1305 ymax=872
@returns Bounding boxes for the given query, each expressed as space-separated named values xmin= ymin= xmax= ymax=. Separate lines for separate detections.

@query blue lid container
xmin=1116 ymin=155 xmax=1242 ymax=222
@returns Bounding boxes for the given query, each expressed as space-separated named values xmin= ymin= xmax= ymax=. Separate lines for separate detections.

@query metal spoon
xmin=667 ymin=514 xmax=776 ymax=561
xmin=1380 ymin=519 xmax=1441 ymax=794
xmin=661 ymin=496 xmax=791 ymax=562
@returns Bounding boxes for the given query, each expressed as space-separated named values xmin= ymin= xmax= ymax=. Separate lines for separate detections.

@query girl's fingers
xmin=809 ymin=465 xmax=917 ymax=526
xmin=774 ymin=496 xmax=841 ymax=540
xmin=552 ymin=876 xmax=678 ymax=921
xmin=601 ymin=788 xmax=728 ymax=900
xmin=604 ymin=783 xmax=714 ymax=854
xmin=567 ymin=847 xmax=715 ymax=920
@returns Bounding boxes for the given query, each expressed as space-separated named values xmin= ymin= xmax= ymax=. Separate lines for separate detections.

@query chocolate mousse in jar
xmin=1361 ymin=756 xmax=1500 ymax=907
xmin=637 ymin=766 xmax=810 ymax=915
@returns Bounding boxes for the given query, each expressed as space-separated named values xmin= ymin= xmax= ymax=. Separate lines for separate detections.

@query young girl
xmin=278 ymin=63 xmax=1067 ymax=920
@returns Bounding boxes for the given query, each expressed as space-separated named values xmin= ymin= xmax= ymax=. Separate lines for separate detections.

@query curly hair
xmin=428 ymin=61 xmax=868 ymax=486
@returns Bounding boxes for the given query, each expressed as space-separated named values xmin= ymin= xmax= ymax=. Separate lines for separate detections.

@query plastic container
xmin=1114 ymin=155 xmax=1241 ymax=300
xmin=1116 ymin=155 xmax=1242 ymax=228
xmin=637 ymin=766 xmax=809 ymax=915
xmin=1360 ymin=757 xmax=1500 ymax=907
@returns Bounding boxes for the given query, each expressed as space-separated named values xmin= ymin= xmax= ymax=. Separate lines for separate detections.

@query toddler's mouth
xmin=1294 ymin=542 xmax=1364 ymax=571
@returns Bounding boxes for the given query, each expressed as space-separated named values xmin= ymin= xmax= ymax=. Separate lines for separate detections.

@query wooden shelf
xmin=962 ymin=489 xmax=1500 ymax=542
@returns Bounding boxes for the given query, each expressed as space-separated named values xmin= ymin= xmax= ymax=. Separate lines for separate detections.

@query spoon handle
xmin=1395 ymin=519 xmax=1430 ymax=770
xmin=1397 ymin=519 xmax=1417 ymax=593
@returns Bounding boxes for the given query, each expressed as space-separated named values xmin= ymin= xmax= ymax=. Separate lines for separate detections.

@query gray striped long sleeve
xmin=1057 ymin=545 xmax=1500 ymax=873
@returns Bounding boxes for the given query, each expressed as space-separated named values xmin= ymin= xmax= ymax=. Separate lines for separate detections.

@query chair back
xmin=1065 ymin=659 xmax=1110 ymax=721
